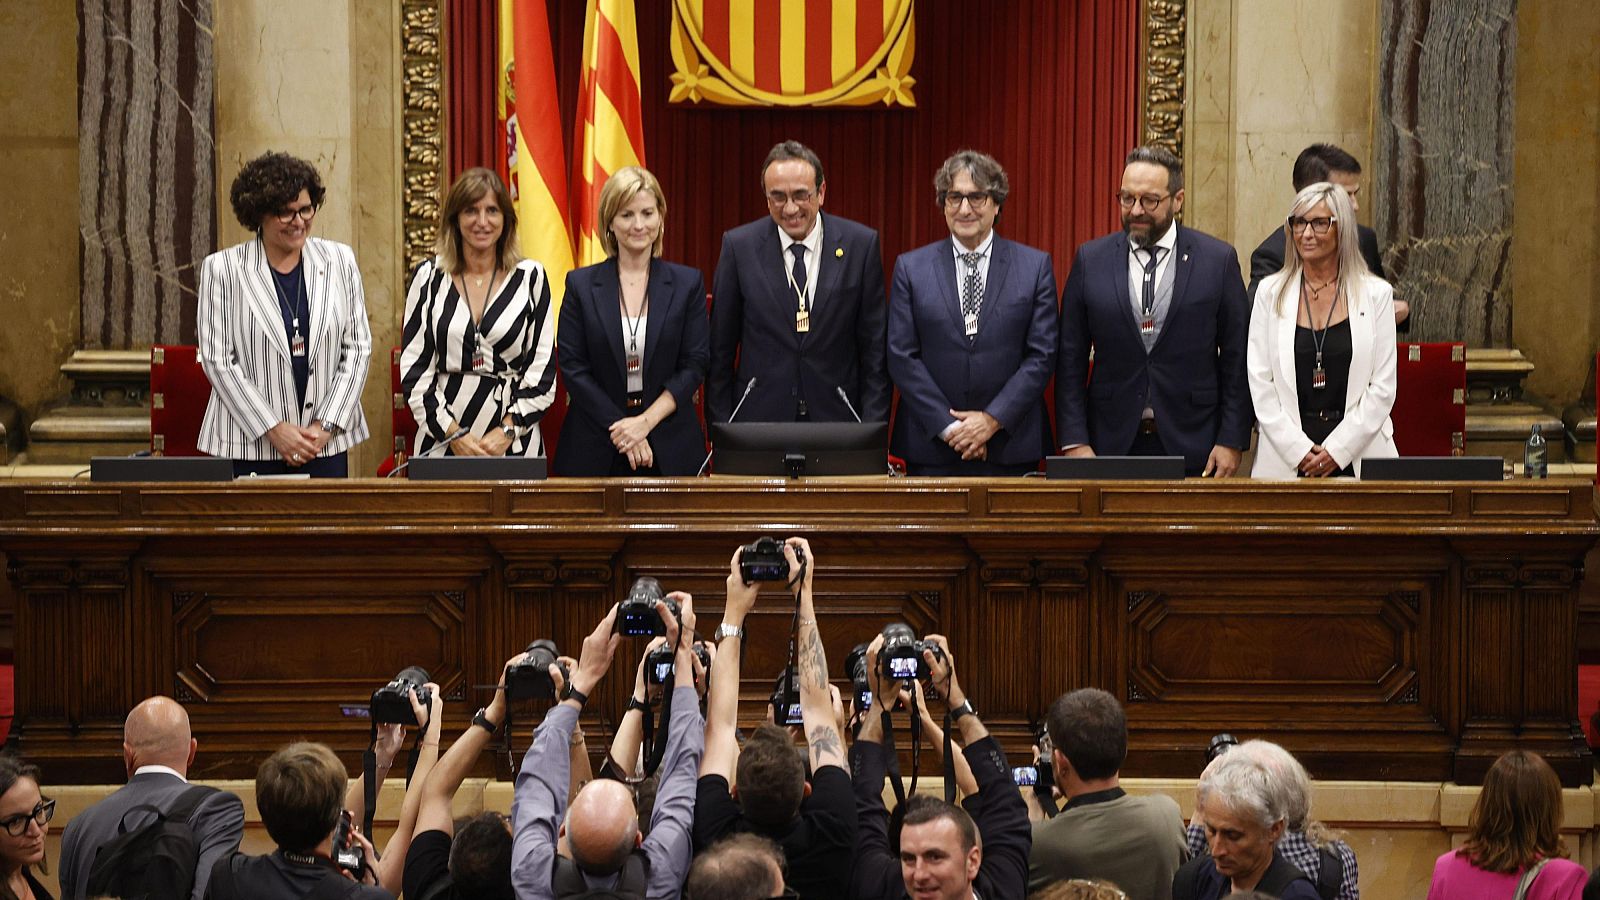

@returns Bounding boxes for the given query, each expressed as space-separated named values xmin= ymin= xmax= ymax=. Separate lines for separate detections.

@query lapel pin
xmin=835 ymin=248 xmax=844 ymax=258
xmin=1182 ymin=253 xmax=1189 ymax=262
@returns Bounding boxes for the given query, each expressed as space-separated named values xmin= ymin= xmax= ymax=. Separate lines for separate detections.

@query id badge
xmin=626 ymin=351 xmax=641 ymax=373
xmin=1140 ymin=316 xmax=1155 ymax=337
xmin=964 ymin=313 xmax=979 ymax=337
xmin=291 ymin=331 xmax=307 ymax=357
xmin=471 ymin=340 xmax=491 ymax=373
xmin=1312 ymin=366 xmax=1327 ymax=390
xmin=796 ymin=309 xmax=810 ymax=333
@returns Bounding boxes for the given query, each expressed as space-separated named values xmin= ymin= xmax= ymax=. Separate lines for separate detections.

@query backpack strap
xmin=1513 ymin=858 xmax=1552 ymax=900
xmin=615 ymin=852 xmax=649 ymax=894
xmin=1315 ymin=845 xmax=1344 ymax=900
xmin=205 ymin=852 xmax=245 ymax=900
xmin=165 ymin=784 xmax=219 ymax=824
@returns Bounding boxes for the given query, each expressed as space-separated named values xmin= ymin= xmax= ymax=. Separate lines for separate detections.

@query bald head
xmin=123 ymin=696 xmax=196 ymax=776
xmin=564 ymin=779 xmax=640 ymax=875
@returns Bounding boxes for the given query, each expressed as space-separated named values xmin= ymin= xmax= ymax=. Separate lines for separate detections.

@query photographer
xmin=344 ymin=681 xmax=443 ymax=895
xmin=510 ymin=597 xmax=704 ymax=899
xmin=205 ymin=742 xmax=394 ymax=899
xmin=849 ymin=633 xmax=1030 ymax=900
xmin=404 ymin=654 xmax=522 ymax=900
xmin=605 ymin=636 xmax=714 ymax=782
xmin=694 ymin=538 xmax=857 ymax=900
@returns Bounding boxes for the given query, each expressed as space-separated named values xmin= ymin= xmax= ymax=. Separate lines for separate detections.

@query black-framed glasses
xmin=1288 ymin=215 xmax=1337 ymax=235
xmin=274 ymin=204 xmax=318 ymax=225
xmin=0 ymin=799 xmax=54 ymax=836
xmin=1117 ymin=191 xmax=1171 ymax=212
xmin=766 ymin=189 xmax=816 ymax=208
xmin=941 ymin=191 xmax=992 ymax=211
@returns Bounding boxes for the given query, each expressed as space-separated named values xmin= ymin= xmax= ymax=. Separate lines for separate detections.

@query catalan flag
xmin=498 ymin=0 xmax=576 ymax=305
xmin=572 ymin=0 xmax=647 ymax=267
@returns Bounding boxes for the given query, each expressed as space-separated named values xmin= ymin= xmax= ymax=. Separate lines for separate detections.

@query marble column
xmin=1372 ymin=0 xmax=1517 ymax=347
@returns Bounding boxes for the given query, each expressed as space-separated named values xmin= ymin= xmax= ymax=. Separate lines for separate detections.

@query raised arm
xmin=414 ymin=655 xmax=518 ymax=838
xmin=702 ymin=547 xmax=760 ymax=778
xmin=373 ymin=684 xmax=444 ymax=895
xmin=790 ymin=538 xmax=845 ymax=772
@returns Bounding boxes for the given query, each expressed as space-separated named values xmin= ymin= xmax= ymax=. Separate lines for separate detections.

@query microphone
xmin=835 ymin=386 xmax=895 ymax=476
xmin=386 ymin=425 xmax=471 ymax=478
xmin=697 ymin=378 xmax=757 ymax=476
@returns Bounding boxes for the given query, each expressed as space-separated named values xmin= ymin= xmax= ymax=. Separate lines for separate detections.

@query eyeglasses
xmin=274 ymin=204 xmax=318 ymax=225
xmin=0 ymin=799 xmax=54 ymax=836
xmin=766 ymin=189 xmax=816 ymax=208
xmin=1117 ymin=191 xmax=1171 ymax=212
xmin=941 ymin=191 xmax=993 ymax=212
xmin=1289 ymin=215 xmax=1337 ymax=235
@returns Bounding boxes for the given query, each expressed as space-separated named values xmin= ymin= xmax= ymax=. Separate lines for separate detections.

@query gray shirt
xmin=1029 ymin=789 xmax=1189 ymax=900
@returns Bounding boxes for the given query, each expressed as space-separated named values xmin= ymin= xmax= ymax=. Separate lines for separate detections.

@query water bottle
xmin=1524 ymin=424 xmax=1547 ymax=479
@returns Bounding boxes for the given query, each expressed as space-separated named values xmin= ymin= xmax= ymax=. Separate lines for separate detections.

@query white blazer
xmin=197 ymin=236 xmax=372 ymax=460
xmin=1247 ymin=271 xmax=1398 ymax=478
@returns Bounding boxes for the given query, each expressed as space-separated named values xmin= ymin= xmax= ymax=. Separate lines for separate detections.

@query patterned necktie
xmin=960 ymin=251 xmax=983 ymax=319
xmin=1139 ymin=246 xmax=1167 ymax=320
xmin=789 ymin=243 xmax=808 ymax=304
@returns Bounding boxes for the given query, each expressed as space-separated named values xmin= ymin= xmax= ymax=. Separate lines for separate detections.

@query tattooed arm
xmin=787 ymin=537 xmax=847 ymax=772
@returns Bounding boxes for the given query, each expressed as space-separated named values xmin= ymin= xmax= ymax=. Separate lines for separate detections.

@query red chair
xmin=1391 ymin=342 xmax=1467 ymax=456
xmin=378 ymin=348 xmax=419 ymax=476
xmin=150 ymin=346 xmax=212 ymax=456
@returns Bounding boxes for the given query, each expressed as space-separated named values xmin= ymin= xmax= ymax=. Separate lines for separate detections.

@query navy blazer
xmin=888 ymin=236 xmax=1059 ymax=467
xmin=555 ymin=258 xmax=709 ymax=476
xmin=708 ymin=212 xmax=889 ymax=424
xmin=1056 ymin=225 xmax=1252 ymax=471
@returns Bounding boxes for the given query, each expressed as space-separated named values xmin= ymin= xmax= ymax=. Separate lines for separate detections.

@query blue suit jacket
xmin=1056 ymin=226 xmax=1251 ymax=471
xmin=555 ymin=258 xmax=709 ymax=476
xmin=708 ymin=212 xmax=889 ymax=423
xmin=888 ymin=235 xmax=1059 ymax=467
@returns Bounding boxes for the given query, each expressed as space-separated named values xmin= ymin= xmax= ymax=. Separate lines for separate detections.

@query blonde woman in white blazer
xmin=1247 ymin=181 xmax=1397 ymax=479
xmin=198 ymin=152 xmax=372 ymax=476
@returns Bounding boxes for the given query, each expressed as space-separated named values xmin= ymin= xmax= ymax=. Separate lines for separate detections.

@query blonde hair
xmin=1030 ymin=879 xmax=1130 ymax=900
xmin=1270 ymin=181 xmax=1372 ymax=318
xmin=436 ymin=167 xmax=523 ymax=275
xmin=597 ymin=166 xmax=666 ymax=258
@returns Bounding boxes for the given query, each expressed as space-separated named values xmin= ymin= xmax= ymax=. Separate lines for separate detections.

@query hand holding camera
xmin=921 ymin=633 xmax=960 ymax=703
xmin=506 ymin=639 xmax=571 ymax=701
xmin=568 ymin=604 xmax=622 ymax=703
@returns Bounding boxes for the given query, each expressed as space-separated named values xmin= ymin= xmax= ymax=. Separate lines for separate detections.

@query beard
xmin=1123 ymin=210 xmax=1174 ymax=248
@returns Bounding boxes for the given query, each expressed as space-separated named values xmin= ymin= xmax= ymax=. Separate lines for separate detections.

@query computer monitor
xmin=407 ymin=456 xmax=548 ymax=481
xmin=1360 ymin=456 xmax=1504 ymax=481
xmin=709 ymin=422 xmax=887 ymax=477
xmin=1045 ymin=455 xmax=1187 ymax=480
xmin=90 ymin=456 xmax=235 ymax=482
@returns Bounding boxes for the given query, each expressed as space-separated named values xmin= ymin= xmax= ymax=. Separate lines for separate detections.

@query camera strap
xmin=906 ymin=682 xmax=922 ymax=798
xmin=942 ymin=710 xmax=956 ymax=803
xmin=879 ymin=709 xmax=907 ymax=806
xmin=641 ymin=612 xmax=687 ymax=777
xmin=361 ymin=719 xmax=378 ymax=836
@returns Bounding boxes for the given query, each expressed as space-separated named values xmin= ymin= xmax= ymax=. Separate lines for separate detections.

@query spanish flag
xmin=498 ymin=0 xmax=575 ymax=306
xmin=572 ymin=0 xmax=647 ymax=267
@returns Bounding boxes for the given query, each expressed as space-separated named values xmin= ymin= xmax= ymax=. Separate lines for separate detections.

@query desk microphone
xmin=836 ymin=386 xmax=896 ymax=476
xmin=386 ymin=425 xmax=471 ymax=478
xmin=697 ymin=378 xmax=757 ymax=476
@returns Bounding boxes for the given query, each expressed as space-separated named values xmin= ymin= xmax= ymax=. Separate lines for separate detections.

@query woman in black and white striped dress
xmin=400 ymin=167 xmax=557 ymax=458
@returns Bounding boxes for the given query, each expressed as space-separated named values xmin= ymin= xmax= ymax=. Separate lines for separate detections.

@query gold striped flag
xmin=498 ymin=0 xmax=576 ymax=305
xmin=669 ymin=0 xmax=916 ymax=107
xmin=572 ymin=0 xmax=647 ymax=267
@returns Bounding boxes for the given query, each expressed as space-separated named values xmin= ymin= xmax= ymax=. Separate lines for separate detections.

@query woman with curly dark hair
xmin=0 ymin=755 xmax=54 ymax=900
xmin=197 ymin=151 xmax=372 ymax=476
xmin=1426 ymin=750 xmax=1586 ymax=899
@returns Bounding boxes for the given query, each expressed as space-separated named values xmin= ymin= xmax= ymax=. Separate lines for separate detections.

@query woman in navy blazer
xmin=556 ymin=167 xmax=709 ymax=476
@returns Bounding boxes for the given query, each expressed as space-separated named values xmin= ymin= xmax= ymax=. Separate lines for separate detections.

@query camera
xmin=740 ymin=537 xmax=800 ymax=583
xmin=644 ymin=641 xmax=712 ymax=686
xmin=331 ymin=809 xmax=367 ymax=879
xmin=845 ymin=642 xmax=872 ymax=713
xmin=878 ymin=623 xmax=944 ymax=682
xmin=1012 ymin=765 xmax=1039 ymax=787
xmin=506 ymin=639 xmax=567 ymax=700
xmin=616 ymin=577 xmax=680 ymax=637
xmin=370 ymin=666 xmax=432 ymax=726
xmin=1206 ymin=732 xmax=1239 ymax=764
xmin=769 ymin=668 xmax=803 ymax=726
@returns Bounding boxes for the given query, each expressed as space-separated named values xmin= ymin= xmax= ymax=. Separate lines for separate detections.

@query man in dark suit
xmin=1246 ymin=143 xmax=1408 ymax=329
xmin=58 ymin=696 xmax=245 ymax=900
xmin=1057 ymin=145 xmax=1252 ymax=477
xmin=709 ymin=140 xmax=889 ymax=424
xmin=888 ymin=150 xmax=1058 ymax=475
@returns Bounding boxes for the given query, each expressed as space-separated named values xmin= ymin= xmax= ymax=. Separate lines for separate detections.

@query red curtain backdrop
xmin=449 ymin=1 xmax=1137 ymax=291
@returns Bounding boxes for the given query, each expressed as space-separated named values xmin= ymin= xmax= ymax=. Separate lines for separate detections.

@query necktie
xmin=789 ymin=244 xmax=808 ymax=306
xmin=953 ymin=248 xmax=979 ymax=336
xmin=1139 ymin=246 xmax=1167 ymax=334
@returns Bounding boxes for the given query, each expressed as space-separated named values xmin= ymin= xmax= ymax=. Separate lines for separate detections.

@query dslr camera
xmin=616 ymin=577 xmax=680 ymax=637
xmin=645 ymin=641 xmax=712 ymax=686
xmin=1206 ymin=732 xmax=1239 ymax=764
xmin=370 ymin=666 xmax=433 ymax=726
xmin=769 ymin=667 xmax=803 ymax=726
xmin=331 ymin=809 xmax=367 ymax=879
xmin=845 ymin=642 xmax=873 ymax=713
xmin=740 ymin=536 xmax=801 ymax=583
xmin=878 ymin=623 xmax=945 ymax=682
xmin=505 ymin=639 xmax=568 ymax=700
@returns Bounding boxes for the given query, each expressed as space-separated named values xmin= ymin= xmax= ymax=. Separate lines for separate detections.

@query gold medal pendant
xmin=796 ymin=309 xmax=810 ymax=333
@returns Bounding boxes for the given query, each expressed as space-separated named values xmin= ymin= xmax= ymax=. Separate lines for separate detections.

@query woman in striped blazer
xmin=198 ymin=152 xmax=372 ymax=476
xmin=400 ymin=168 xmax=557 ymax=458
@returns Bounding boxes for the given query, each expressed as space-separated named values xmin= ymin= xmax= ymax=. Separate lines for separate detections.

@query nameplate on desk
xmin=1361 ymin=457 xmax=1504 ymax=481
xmin=90 ymin=456 xmax=234 ymax=482
xmin=408 ymin=456 xmax=548 ymax=481
xmin=1045 ymin=456 xmax=1186 ymax=480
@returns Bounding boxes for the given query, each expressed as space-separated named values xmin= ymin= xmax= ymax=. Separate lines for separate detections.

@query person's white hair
xmin=1195 ymin=746 xmax=1288 ymax=830
xmin=1229 ymin=740 xmax=1310 ymax=829
xmin=1271 ymin=181 xmax=1374 ymax=318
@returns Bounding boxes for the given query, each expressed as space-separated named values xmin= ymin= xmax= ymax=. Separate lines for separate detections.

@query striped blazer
xmin=197 ymin=237 xmax=372 ymax=460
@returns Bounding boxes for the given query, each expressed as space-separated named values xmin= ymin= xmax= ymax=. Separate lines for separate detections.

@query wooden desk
xmin=2 ymin=477 xmax=1595 ymax=785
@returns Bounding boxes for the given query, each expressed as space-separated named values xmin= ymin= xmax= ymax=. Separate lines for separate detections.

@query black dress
xmin=1294 ymin=319 xmax=1354 ymax=477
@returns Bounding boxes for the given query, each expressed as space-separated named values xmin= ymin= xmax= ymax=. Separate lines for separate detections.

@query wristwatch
xmin=471 ymin=707 xmax=500 ymax=735
xmin=561 ymin=683 xmax=589 ymax=706
xmin=500 ymin=423 xmax=516 ymax=439
xmin=949 ymin=700 xmax=976 ymax=722
xmin=714 ymin=622 xmax=745 ymax=642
